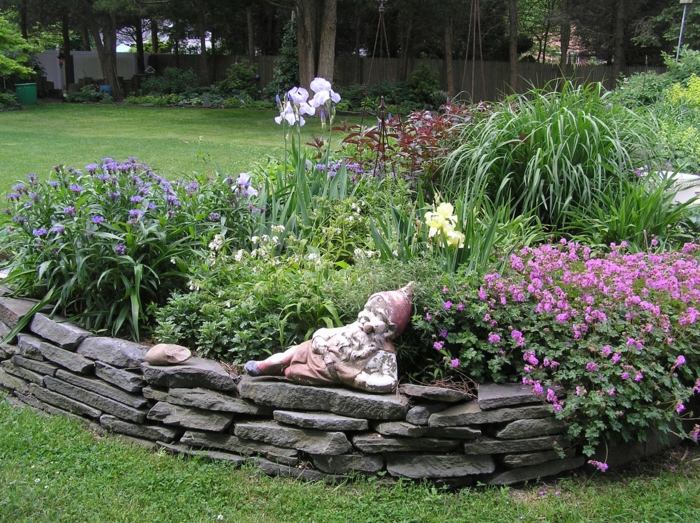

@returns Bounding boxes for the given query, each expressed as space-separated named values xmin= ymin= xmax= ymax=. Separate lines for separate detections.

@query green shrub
xmin=219 ymin=61 xmax=258 ymax=97
xmin=664 ymin=48 xmax=700 ymax=87
xmin=155 ymin=246 xmax=446 ymax=365
xmin=611 ymin=71 xmax=671 ymax=107
xmin=66 ymin=85 xmax=112 ymax=104
xmin=141 ymin=67 xmax=200 ymax=95
xmin=0 ymin=162 xmax=259 ymax=340
xmin=415 ymin=241 xmax=700 ymax=455
xmin=409 ymin=63 xmax=445 ymax=109
xmin=656 ymin=75 xmax=700 ymax=172
xmin=264 ymin=17 xmax=299 ymax=99
xmin=124 ymin=93 xmax=183 ymax=106
xmin=566 ymin=173 xmax=698 ymax=249
xmin=0 ymin=92 xmax=19 ymax=108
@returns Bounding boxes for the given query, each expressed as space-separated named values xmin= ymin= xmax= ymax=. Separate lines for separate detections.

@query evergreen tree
xmin=264 ymin=15 xmax=298 ymax=98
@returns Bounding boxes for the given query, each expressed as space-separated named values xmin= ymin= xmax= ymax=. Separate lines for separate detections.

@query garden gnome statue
xmin=244 ymin=282 xmax=415 ymax=393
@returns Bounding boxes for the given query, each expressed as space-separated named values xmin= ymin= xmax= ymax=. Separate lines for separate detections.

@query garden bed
xmin=1 ymin=74 xmax=699 ymax=479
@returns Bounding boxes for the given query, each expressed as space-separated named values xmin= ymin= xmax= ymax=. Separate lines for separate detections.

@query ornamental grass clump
xmin=444 ymin=81 xmax=658 ymax=230
xmin=0 ymin=160 xmax=259 ymax=340
xmin=417 ymin=241 xmax=700 ymax=456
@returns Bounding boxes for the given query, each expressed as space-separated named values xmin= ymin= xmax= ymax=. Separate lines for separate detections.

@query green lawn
xmin=1 ymin=396 xmax=699 ymax=523
xmin=0 ymin=103 xmax=350 ymax=193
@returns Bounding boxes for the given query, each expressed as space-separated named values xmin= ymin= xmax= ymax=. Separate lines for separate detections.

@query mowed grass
xmin=0 ymin=103 xmax=355 ymax=193
xmin=1 ymin=396 xmax=699 ymax=523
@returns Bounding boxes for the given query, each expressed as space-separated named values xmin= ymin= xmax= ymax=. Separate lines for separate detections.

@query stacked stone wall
xmin=0 ymin=296 xmax=658 ymax=484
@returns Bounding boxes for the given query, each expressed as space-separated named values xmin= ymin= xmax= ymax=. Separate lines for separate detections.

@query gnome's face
xmin=361 ymin=294 xmax=396 ymax=338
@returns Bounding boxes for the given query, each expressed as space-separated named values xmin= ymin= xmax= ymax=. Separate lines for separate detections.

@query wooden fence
xmin=147 ymin=53 xmax=666 ymax=101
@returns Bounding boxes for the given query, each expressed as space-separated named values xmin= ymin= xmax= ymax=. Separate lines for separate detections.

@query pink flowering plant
xmin=415 ymin=240 xmax=700 ymax=455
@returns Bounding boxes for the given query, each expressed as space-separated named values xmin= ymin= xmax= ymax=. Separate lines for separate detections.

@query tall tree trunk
xmin=541 ymin=0 xmax=552 ymax=63
xmin=198 ymin=3 xmax=208 ymax=82
xmin=508 ymin=0 xmax=518 ymax=92
xmin=62 ymin=12 xmax=75 ymax=86
xmin=247 ymin=6 xmax=255 ymax=61
xmin=559 ymin=0 xmax=570 ymax=71
xmin=135 ymin=18 xmax=145 ymax=74
xmin=316 ymin=0 xmax=336 ymax=81
xmin=445 ymin=17 xmax=454 ymax=97
xmin=295 ymin=0 xmax=316 ymax=89
xmin=210 ymin=29 xmax=216 ymax=83
xmin=400 ymin=16 xmax=413 ymax=82
xmin=81 ymin=23 xmax=91 ymax=51
xmin=19 ymin=0 xmax=28 ymax=39
xmin=612 ymin=0 xmax=625 ymax=88
xmin=87 ymin=11 xmax=123 ymax=101
xmin=150 ymin=19 xmax=159 ymax=53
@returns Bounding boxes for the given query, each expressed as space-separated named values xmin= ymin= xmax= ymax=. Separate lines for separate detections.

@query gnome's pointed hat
xmin=367 ymin=282 xmax=415 ymax=338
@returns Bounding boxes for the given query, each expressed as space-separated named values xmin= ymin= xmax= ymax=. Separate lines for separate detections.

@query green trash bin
xmin=15 ymin=83 xmax=37 ymax=105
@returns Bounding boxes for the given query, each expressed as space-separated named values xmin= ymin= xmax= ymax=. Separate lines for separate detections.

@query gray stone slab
xmin=44 ymin=376 xmax=146 ymax=423
xmin=249 ymin=456 xmax=342 ymax=483
xmin=14 ymin=390 xmax=87 ymax=425
xmin=165 ymin=387 xmax=270 ymax=415
xmin=157 ymin=442 xmax=247 ymax=466
xmin=463 ymin=436 xmax=561 ymax=455
xmin=113 ymin=434 xmax=158 ymax=451
xmin=429 ymin=401 xmax=553 ymax=427
xmin=29 ymin=313 xmax=92 ymax=350
xmin=312 ymin=454 xmax=384 ymax=474
xmin=330 ymin=389 xmax=409 ymax=422
xmin=399 ymin=384 xmax=472 ymax=403
xmin=1 ymin=342 xmax=19 ymax=357
xmin=16 ymin=334 xmax=46 ymax=361
xmin=274 ymin=410 xmax=368 ymax=431
xmin=0 ymin=297 xmax=38 ymax=328
xmin=238 ymin=377 xmax=409 ymax=420
xmin=386 ymin=454 xmax=496 ymax=479
xmin=77 ymin=337 xmax=149 ymax=368
xmin=0 ymin=367 xmax=29 ymax=393
xmin=238 ymin=376 xmax=333 ymax=410
xmin=94 ymin=361 xmax=146 ymax=393
xmin=140 ymin=358 xmax=236 ymax=391
xmin=55 ymin=370 xmax=148 ymax=409
xmin=502 ymin=448 xmax=577 ymax=468
xmin=1 ymin=360 xmax=44 ymax=384
xmin=28 ymin=382 xmax=101 ymax=418
xmin=0 ymin=320 xmax=14 ymax=343
xmin=100 ymin=414 xmax=181 ymax=443
xmin=374 ymin=421 xmax=429 ymax=437
xmin=496 ymin=417 xmax=568 ymax=440
xmin=3 ymin=392 xmax=33 ymax=411
xmin=35 ymin=340 xmax=94 ymax=374
xmin=180 ymin=430 xmax=298 ymax=465
xmin=488 ymin=456 xmax=585 ymax=485
xmin=477 ymin=383 xmax=543 ymax=410
xmin=11 ymin=354 xmax=59 ymax=377
xmin=142 ymin=386 xmax=169 ymax=403
xmin=158 ymin=442 xmax=330 ymax=482
xmin=0 ymin=346 xmax=8 ymax=361
xmin=406 ymin=403 xmax=448 ymax=425
xmin=425 ymin=426 xmax=481 ymax=440
xmin=234 ymin=421 xmax=352 ymax=455
xmin=146 ymin=401 xmax=233 ymax=432
xmin=352 ymin=434 xmax=461 ymax=454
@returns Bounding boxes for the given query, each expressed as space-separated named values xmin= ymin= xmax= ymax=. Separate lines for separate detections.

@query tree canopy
xmin=1 ymin=0 xmax=697 ymax=99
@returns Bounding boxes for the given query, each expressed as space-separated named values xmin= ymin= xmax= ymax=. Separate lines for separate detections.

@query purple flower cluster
xmin=588 ymin=460 xmax=609 ymax=472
